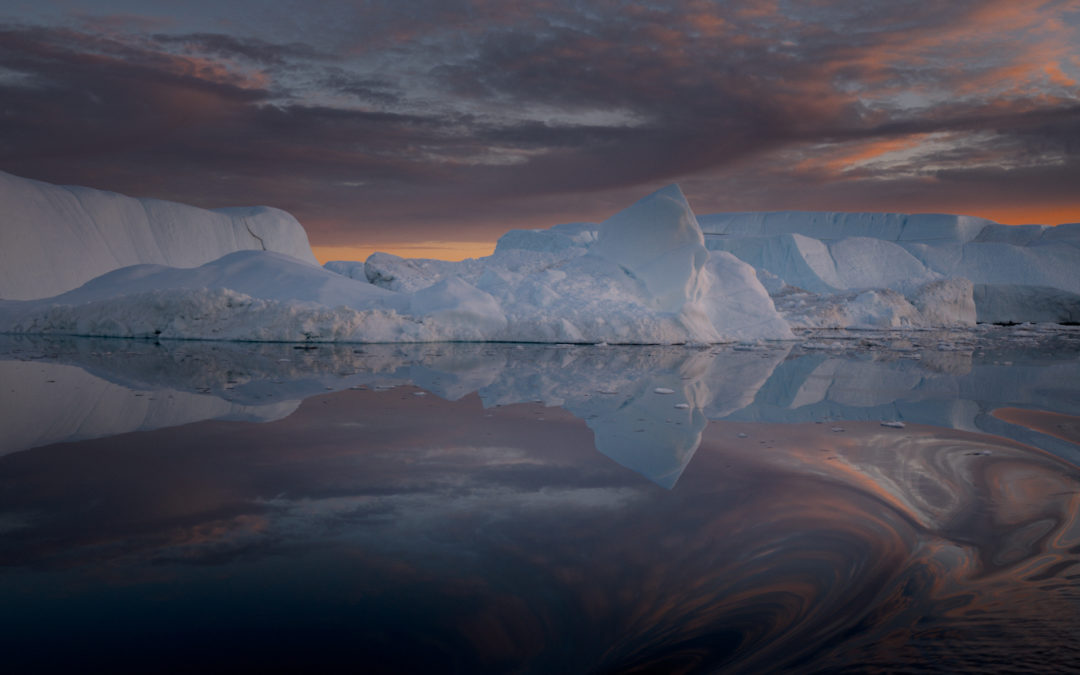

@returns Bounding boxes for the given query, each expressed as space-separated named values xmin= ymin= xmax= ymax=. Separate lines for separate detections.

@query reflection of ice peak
xmin=580 ymin=351 xmax=790 ymax=487
xmin=589 ymin=401 xmax=706 ymax=489
xmin=574 ymin=369 xmax=715 ymax=488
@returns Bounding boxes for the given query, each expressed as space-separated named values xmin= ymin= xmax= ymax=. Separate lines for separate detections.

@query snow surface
xmin=0 ymin=171 xmax=317 ymax=300
xmin=1 ymin=171 xmax=1077 ymax=340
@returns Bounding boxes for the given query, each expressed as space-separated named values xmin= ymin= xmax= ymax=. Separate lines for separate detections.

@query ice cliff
xmin=0 ymin=171 xmax=317 ymax=300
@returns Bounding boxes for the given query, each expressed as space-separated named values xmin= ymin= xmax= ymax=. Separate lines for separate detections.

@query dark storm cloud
xmin=0 ymin=0 xmax=1078 ymax=248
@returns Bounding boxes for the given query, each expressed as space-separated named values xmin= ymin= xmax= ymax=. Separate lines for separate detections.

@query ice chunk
xmin=364 ymin=252 xmax=462 ymax=293
xmin=909 ymin=279 xmax=976 ymax=327
xmin=701 ymin=252 xmax=794 ymax=341
xmin=494 ymin=227 xmax=588 ymax=253
xmin=323 ymin=260 xmax=366 ymax=280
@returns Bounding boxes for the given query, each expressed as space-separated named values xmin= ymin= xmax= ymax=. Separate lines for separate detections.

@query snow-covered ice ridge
xmin=0 ymin=171 xmax=1077 ymax=342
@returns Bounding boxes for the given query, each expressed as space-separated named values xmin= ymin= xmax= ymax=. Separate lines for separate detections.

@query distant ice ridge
xmin=701 ymin=211 xmax=1080 ymax=324
xmin=0 ymin=181 xmax=793 ymax=344
xmin=0 ymin=171 xmax=317 ymax=300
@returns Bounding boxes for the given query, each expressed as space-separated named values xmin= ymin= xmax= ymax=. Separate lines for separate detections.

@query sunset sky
xmin=1 ymin=0 xmax=1078 ymax=262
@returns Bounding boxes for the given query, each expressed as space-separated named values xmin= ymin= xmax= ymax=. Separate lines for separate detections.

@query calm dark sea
xmin=1 ymin=331 xmax=1078 ymax=673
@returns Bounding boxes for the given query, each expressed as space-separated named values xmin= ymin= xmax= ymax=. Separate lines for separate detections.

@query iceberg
xmin=0 ymin=176 xmax=793 ymax=344
xmin=0 ymin=171 xmax=1076 ymax=341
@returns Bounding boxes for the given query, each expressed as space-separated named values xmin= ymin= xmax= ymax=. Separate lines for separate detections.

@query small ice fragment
xmin=654 ymin=387 xmax=675 ymax=395
xmin=413 ymin=391 xmax=427 ymax=397
xmin=831 ymin=426 xmax=845 ymax=433
xmin=737 ymin=432 xmax=748 ymax=438
xmin=673 ymin=403 xmax=690 ymax=409
xmin=880 ymin=420 xmax=905 ymax=429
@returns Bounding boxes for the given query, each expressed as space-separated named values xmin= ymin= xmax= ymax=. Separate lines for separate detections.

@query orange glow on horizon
xmin=312 ymin=241 xmax=497 ymax=264
xmin=961 ymin=204 xmax=1080 ymax=226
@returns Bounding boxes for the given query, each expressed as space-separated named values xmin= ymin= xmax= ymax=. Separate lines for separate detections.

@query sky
xmin=1 ymin=0 xmax=1078 ymax=262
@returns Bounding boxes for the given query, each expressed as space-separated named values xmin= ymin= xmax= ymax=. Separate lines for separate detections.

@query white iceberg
xmin=0 ymin=171 xmax=1076 ymax=340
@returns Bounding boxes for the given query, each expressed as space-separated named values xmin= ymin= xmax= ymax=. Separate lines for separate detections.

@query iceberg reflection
xmin=1 ymin=328 xmax=1079 ymax=485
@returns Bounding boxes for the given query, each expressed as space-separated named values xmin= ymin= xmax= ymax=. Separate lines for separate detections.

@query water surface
xmin=1 ymin=330 xmax=1078 ymax=672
